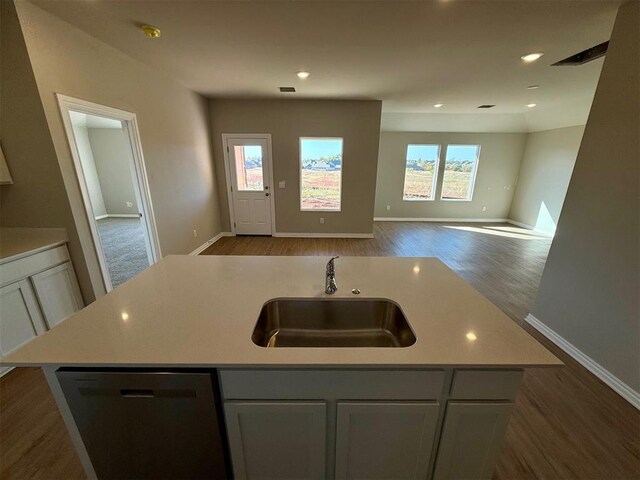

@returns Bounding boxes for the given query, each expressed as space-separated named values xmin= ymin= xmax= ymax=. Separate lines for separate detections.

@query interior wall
xmin=12 ymin=1 xmax=222 ymax=298
xmin=0 ymin=0 xmax=96 ymax=302
xmin=209 ymin=99 xmax=382 ymax=234
xmin=72 ymin=125 xmax=107 ymax=218
xmin=88 ymin=128 xmax=139 ymax=216
xmin=374 ymin=132 xmax=526 ymax=219
xmin=509 ymin=125 xmax=585 ymax=235
xmin=532 ymin=1 xmax=639 ymax=394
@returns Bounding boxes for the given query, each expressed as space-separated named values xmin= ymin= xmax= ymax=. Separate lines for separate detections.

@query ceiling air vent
xmin=552 ymin=41 xmax=609 ymax=66
xmin=279 ymin=86 xmax=296 ymax=93
xmin=477 ymin=104 xmax=496 ymax=109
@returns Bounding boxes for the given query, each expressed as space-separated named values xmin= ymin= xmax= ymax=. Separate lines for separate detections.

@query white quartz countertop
xmin=1 ymin=255 xmax=561 ymax=368
xmin=0 ymin=228 xmax=68 ymax=264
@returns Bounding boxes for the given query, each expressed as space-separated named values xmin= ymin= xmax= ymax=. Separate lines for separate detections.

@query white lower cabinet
xmin=0 ymin=280 xmax=47 ymax=375
xmin=220 ymin=369 xmax=521 ymax=480
xmin=31 ymin=262 xmax=83 ymax=329
xmin=224 ymin=401 xmax=327 ymax=480
xmin=335 ymin=402 xmax=440 ymax=480
xmin=432 ymin=402 xmax=514 ymax=480
xmin=0 ymin=244 xmax=83 ymax=376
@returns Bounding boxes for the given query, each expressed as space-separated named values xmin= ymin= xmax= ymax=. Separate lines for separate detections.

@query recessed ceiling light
xmin=141 ymin=25 xmax=161 ymax=38
xmin=521 ymin=52 xmax=544 ymax=63
xmin=296 ymin=71 xmax=311 ymax=79
xmin=527 ymin=85 xmax=540 ymax=90
xmin=433 ymin=103 xmax=443 ymax=108
xmin=527 ymin=103 xmax=537 ymax=108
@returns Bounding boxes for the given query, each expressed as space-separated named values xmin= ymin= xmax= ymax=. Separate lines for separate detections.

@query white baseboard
xmin=273 ymin=232 xmax=374 ymax=239
xmin=0 ymin=366 xmax=14 ymax=378
xmin=507 ymin=219 xmax=554 ymax=237
xmin=189 ymin=231 xmax=233 ymax=255
xmin=94 ymin=214 xmax=108 ymax=220
xmin=373 ymin=217 xmax=508 ymax=223
xmin=525 ymin=314 xmax=640 ymax=410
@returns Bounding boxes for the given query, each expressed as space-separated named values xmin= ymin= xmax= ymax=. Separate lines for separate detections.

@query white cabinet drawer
xmin=0 ymin=245 xmax=70 ymax=287
xmin=450 ymin=370 xmax=523 ymax=400
xmin=220 ymin=369 xmax=445 ymax=400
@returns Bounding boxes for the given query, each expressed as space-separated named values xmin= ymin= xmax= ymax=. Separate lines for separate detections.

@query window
xmin=234 ymin=145 xmax=264 ymax=191
xmin=300 ymin=137 xmax=343 ymax=211
xmin=403 ymin=144 xmax=440 ymax=200
xmin=441 ymin=145 xmax=481 ymax=201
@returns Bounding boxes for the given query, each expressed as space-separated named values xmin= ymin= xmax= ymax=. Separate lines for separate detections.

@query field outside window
xmin=403 ymin=144 xmax=440 ymax=200
xmin=441 ymin=145 xmax=481 ymax=201
xmin=300 ymin=137 xmax=343 ymax=211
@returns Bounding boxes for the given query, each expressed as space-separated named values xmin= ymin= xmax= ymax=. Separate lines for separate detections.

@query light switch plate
xmin=279 ymin=181 xmax=286 ymax=189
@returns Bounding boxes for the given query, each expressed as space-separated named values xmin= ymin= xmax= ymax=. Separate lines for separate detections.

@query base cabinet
xmin=221 ymin=369 xmax=521 ymax=480
xmin=432 ymin=402 xmax=514 ymax=480
xmin=0 ymin=244 xmax=83 ymax=376
xmin=224 ymin=402 xmax=327 ymax=480
xmin=0 ymin=280 xmax=47 ymax=375
xmin=31 ymin=262 xmax=83 ymax=328
xmin=335 ymin=402 xmax=440 ymax=480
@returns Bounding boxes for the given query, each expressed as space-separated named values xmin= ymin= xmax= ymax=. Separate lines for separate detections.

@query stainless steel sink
xmin=252 ymin=298 xmax=416 ymax=348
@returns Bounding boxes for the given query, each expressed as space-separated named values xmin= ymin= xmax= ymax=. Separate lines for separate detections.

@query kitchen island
xmin=1 ymin=255 xmax=560 ymax=480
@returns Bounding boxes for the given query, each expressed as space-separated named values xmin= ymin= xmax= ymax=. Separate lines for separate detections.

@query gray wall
xmin=88 ymin=128 xmax=139 ymax=216
xmin=210 ymin=99 xmax=382 ymax=234
xmin=12 ymin=1 xmax=223 ymax=298
xmin=0 ymin=0 xmax=95 ymax=302
xmin=374 ymin=132 xmax=526 ymax=219
xmin=509 ymin=126 xmax=585 ymax=234
xmin=532 ymin=1 xmax=639 ymax=393
xmin=72 ymin=125 xmax=108 ymax=218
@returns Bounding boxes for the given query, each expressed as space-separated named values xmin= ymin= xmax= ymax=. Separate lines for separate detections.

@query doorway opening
xmin=58 ymin=95 xmax=160 ymax=291
xmin=222 ymin=134 xmax=276 ymax=236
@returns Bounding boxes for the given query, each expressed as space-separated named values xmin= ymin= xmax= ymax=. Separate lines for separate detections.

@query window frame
xmin=299 ymin=136 xmax=344 ymax=212
xmin=402 ymin=144 xmax=441 ymax=202
xmin=440 ymin=144 xmax=481 ymax=202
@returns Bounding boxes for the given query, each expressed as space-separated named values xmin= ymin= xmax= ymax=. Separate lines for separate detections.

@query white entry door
xmin=226 ymin=138 xmax=273 ymax=235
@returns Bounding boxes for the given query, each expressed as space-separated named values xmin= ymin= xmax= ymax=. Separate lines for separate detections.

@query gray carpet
xmin=97 ymin=217 xmax=149 ymax=287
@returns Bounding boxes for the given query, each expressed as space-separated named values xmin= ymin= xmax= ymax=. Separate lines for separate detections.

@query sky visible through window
xmin=301 ymin=139 xmax=343 ymax=161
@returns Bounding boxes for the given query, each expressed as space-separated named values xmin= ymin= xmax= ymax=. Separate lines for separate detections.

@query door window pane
xmin=441 ymin=145 xmax=481 ymax=200
xmin=234 ymin=145 xmax=263 ymax=191
xmin=300 ymin=138 xmax=343 ymax=211
xmin=403 ymin=145 xmax=440 ymax=200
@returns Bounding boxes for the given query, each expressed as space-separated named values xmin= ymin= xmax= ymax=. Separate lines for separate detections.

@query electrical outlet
xmin=386 ymin=205 xmax=391 ymax=211
xmin=482 ymin=206 xmax=487 ymax=212
xmin=320 ymin=218 xmax=325 ymax=224
xmin=193 ymin=229 xmax=198 ymax=238
xmin=126 ymin=201 xmax=133 ymax=208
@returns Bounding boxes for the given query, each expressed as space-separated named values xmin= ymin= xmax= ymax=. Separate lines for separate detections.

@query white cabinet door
xmin=224 ymin=401 xmax=326 ymax=480
xmin=433 ymin=402 xmax=514 ymax=480
xmin=335 ymin=402 xmax=440 ymax=480
xmin=30 ymin=262 xmax=83 ymax=328
xmin=0 ymin=280 xmax=47 ymax=375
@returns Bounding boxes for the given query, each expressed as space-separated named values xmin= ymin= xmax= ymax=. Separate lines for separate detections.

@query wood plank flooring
xmin=1 ymin=222 xmax=638 ymax=479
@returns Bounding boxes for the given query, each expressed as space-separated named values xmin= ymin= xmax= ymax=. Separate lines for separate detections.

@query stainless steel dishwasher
xmin=56 ymin=369 xmax=230 ymax=480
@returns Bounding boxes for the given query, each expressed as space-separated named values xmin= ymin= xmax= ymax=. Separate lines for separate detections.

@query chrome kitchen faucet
xmin=325 ymin=256 xmax=339 ymax=294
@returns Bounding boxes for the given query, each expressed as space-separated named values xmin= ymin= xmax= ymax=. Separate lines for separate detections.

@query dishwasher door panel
xmin=56 ymin=370 xmax=228 ymax=480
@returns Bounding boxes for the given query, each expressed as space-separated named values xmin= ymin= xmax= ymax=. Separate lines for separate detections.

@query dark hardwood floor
xmin=1 ymin=222 xmax=638 ymax=479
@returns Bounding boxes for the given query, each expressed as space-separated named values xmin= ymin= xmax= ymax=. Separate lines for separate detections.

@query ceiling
xmin=33 ymin=0 xmax=620 ymax=132
xmin=70 ymin=112 xmax=123 ymax=129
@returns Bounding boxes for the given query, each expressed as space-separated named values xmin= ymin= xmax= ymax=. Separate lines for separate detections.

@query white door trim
xmin=221 ymin=133 xmax=276 ymax=235
xmin=57 ymin=94 xmax=162 ymax=294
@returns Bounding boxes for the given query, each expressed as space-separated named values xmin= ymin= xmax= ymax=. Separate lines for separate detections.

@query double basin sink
xmin=252 ymin=298 xmax=416 ymax=348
